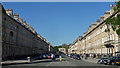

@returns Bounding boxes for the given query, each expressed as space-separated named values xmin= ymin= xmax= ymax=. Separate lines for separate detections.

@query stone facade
xmin=69 ymin=5 xmax=120 ymax=57
xmin=1 ymin=5 xmax=55 ymax=60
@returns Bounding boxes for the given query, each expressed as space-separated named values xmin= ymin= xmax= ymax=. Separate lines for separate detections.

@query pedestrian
xmin=27 ymin=56 xmax=31 ymax=62
xmin=53 ymin=54 xmax=55 ymax=61
xmin=90 ymin=54 xmax=91 ymax=58
xmin=51 ymin=53 xmax=55 ymax=61
xmin=82 ymin=54 xmax=83 ymax=58
xmin=59 ymin=55 xmax=62 ymax=61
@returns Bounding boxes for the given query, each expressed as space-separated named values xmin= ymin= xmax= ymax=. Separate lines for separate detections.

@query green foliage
xmin=105 ymin=1 xmax=120 ymax=36
xmin=105 ymin=18 xmax=112 ymax=25
xmin=114 ymin=0 xmax=120 ymax=11
xmin=116 ymin=0 xmax=120 ymax=10
xmin=54 ymin=43 xmax=71 ymax=52
xmin=112 ymin=25 xmax=116 ymax=31
xmin=116 ymin=28 xmax=120 ymax=37
xmin=54 ymin=46 xmax=62 ymax=52
xmin=62 ymin=43 xmax=71 ymax=52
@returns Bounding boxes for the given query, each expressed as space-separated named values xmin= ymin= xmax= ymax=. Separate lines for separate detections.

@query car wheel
xmin=111 ymin=62 xmax=115 ymax=65
xmin=105 ymin=63 xmax=107 ymax=65
xmin=104 ymin=62 xmax=108 ymax=65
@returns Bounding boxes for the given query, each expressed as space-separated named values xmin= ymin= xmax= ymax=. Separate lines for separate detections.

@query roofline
xmin=2 ymin=4 xmax=49 ymax=45
xmin=81 ymin=10 xmax=120 ymax=40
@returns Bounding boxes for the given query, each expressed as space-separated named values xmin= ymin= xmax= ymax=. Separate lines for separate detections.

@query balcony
xmin=104 ymin=40 xmax=117 ymax=48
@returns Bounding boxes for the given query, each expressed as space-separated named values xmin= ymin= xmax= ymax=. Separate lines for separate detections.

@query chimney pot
xmin=104 ymin=11 xmax=110 ymax=19
xmin=6 ymin=9 xmax=13 ymax=15
xmin=13 ymin=13 xmax=19 ymax=20
xmin=97 ymin=20 xmax=100 ymax=24
xmin=23 ymin=21 xmax=27 ymax=25
xmin=100 ymin=16 xmax=104 ymax=22
xmin=19 ymin=17 xmax=23 ymax=23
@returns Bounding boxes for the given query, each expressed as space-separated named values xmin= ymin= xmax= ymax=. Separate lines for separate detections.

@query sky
xmin=2 ymin=2 xmax=114 ymax=46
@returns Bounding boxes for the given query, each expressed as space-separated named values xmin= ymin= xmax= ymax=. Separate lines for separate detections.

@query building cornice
xmin=81 ymin=10 xmax=120 ymax=40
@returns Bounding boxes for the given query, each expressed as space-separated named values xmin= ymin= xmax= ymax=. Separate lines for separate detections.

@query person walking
xmin=51 ymin=53 xmax=55 ymax=61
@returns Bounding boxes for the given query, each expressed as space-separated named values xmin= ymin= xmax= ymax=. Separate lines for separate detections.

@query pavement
xmin=82 ymin=57 xmax=99 ymax=63
xmin=1 ymin=59 xmax=52 ymax=66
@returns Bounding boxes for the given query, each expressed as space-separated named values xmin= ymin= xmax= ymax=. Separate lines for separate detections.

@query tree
xmin=54 ymin=46 xmax=62 ymax=52
xmin=61 ymin=43 xmax=71 ymax=52
xmin=54 ymin=43 xmax=71 ymax=52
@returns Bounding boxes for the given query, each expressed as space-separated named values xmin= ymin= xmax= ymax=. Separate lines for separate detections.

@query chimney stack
xmin=110 ymin=4 xmax=115 ymax=15
xmin=92 ymin=22 xmax=95 ymax=25
xmin=19 ymin=17 xmax=23 ymax=23
xmin=100 ymin=16 xmax=104 ymax=22
xmin=83 ymin=32 xmax=87 ymax=37
xmin=97 ymin=20 xmax=100 ymax=24
xmin=29 ymin=26 xmax=36 ymax=33
xmin=13 ymin=13 xmax=19 ymax=20
xmin=23 ymin=21 xmax=27 ymax=25
xmin=6 ymin=9 xmax=13 ymax=15
xmin=104 ymin=11 xmax=110 ymax=20
xmin=26 ymin=23 xmax=30 ymax=28
xmin=37 ymin=34 xmax=42 ymax=39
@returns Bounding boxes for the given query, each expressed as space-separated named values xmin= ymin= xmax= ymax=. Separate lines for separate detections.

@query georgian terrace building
xmin=69 ymin=5 xmax=120 ymax=56
xmin=1 ymin=4 xmax=55 ymax=60
xmin=68 ymin=36 xmax=82 ymax=54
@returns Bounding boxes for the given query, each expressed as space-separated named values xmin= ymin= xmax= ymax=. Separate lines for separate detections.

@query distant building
xmin=59 ymin=48 xmax=66 ymax=54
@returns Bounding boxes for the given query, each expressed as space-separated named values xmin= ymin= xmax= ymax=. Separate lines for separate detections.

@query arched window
xmin=10 ymin=31 xmax=14 ymax=37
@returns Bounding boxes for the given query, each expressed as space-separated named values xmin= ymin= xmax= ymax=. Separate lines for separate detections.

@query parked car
xmin=40 ymin=54 xmax=47 ymax=59
xmin=47 ymin=54 xmax=51 ymax=59
xmin=97 ymin=57 xmax=108 ymax=64
xmin=71 ymin=54 xmax=75 ymax=58
xmin=103 ymin=57 xmax=117 ymax=65
xmin=74 ymin=55 xmax=81 ymax=60
xmin=114 ymin=57 xmax=120 ymax=65
xmin=55 ymin=54 xmax=59 ymax=58
xmin=38 ymin=55 xmax=43 ymax=59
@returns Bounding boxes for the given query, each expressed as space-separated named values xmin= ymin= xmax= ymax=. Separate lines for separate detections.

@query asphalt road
xmin=2 ymin=54 xmax=120 ymax=68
